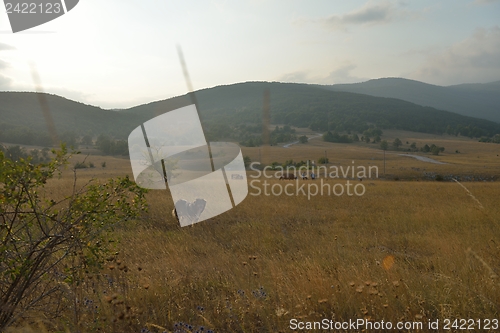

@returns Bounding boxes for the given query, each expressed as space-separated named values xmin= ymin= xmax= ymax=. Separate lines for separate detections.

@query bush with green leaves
xmin=392 ymin=138 xmax=403 ymax=149
xmin=380 ymin=140 xmax=388 ymax=150
xmin=323 ymin=131 xmax=352 ymax=143
xmin=243 ymin=156 xmax=251 ymax=168
xmin=74 ymin=161 xmax=88 ymax=169
xmin=0 ymin=146 xmax=147 ymax=330
xmin=318 ymin=157 xmax=329 ymax=164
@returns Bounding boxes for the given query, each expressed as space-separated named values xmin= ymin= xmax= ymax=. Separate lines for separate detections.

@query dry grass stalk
xmin=452 ymin=178 xmax=484 ymax=209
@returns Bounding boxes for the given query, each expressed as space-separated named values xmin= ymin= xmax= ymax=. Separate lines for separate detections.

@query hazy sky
xmin=1 ymin=0 xmax=499 ymax=108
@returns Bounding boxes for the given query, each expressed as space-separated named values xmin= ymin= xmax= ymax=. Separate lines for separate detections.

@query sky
xmin=0 ymin=0 xmax=499 ymax=109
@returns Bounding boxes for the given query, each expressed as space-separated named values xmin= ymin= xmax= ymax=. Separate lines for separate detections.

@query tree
xmin=243 ymin=156 xmax=251 ymax=168
xmin=392 ymin=138 xmax=403 ymax=149
xmin=96 ymin=135 xmax=128 ymax=155
xmin=318 ymin=157 xmax=329 ymax=164
xmin=431 ymin=146 xmax=441 ymax=155
xmin=41 ymin=148 xmax=50 ymax=160
xmin=59 ymin=131 xmax=77 ymax=147
xmin=0 ymin=146 xmax=147 ymax=330
xmin=96 ymin=134 xmax=112 ymax=153
xmin=380 ymin=140 xmax=388 ymax=150
xmin=2 ymin=146 xmax=25 ymax=161
xmin=299 ymin=135 xmax=308 ymax=144
xmin=363 ymin=128 xmax=383 ymax=139
xmin=323 ymin=131 xmax=335 ymax=142
xmin=80 ymin=135 xmax=93 ymax=146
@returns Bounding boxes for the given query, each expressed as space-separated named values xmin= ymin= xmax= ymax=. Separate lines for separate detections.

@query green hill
xmin=1 ymin=81 xmax=500 ymax=148
xmin=325 ymin=78 xmax=500 ymax=123
xmin=0 ymin=92 xmax=144 ymax=145
xmin=125 ymin=81 xmax=500 ymax=139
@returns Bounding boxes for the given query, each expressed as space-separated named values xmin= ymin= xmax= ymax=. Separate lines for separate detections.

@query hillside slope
xmin=0 ymin=92 xmax=143 ymax=138
xmin=125 ymin=82 xmax=500 ymax=137
xmin=1 ymin=81 xmax=499 ymax=148
xmin=325 ymin=78 xmax=500 ymax=123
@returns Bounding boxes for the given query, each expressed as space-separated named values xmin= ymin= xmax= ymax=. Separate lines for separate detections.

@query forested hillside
xmin=125 ymin=82 xmax=500 ymax=140
xmin=326 ymin=78 xmax=500 ymax=123
xmin=1 ymin=81 xmax=499 ymax=149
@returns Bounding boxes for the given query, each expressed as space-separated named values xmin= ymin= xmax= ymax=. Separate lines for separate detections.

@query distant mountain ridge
xmin=325 ymin=78 xmax=500 ymax=123
xmin=123 ymin=81 xmax=500 ymax=137
xmin=1 ymin=80 xmax=500 ymax=148
xmin=0 ymin=92 xmax=144 ymax=138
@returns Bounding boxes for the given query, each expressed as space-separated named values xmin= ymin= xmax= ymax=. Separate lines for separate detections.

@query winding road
xmin=281 ymin=137 xmax=447 ymax=165
xmin=398 ymin=154 xmax=447 ymax=164
xmin=283 ymin=133 xmax=323 ymax=148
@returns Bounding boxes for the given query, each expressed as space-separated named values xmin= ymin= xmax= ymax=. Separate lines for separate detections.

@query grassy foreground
xmin=123 ymin=181 xmax=500 ymax=332
xmin=5 ymin=135 xmax=500 ymax=332
xmin=13 ymin=174 xmax=499 ymax=332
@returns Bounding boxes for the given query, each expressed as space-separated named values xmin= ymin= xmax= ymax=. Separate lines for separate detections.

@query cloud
xmin=316 ymin=1 xmax=412 ymax=31
xmin=278 ymin=71 xmax=310 ymax=83
xmin=0 ymin=43 xmax=15 ymax=51
xmin=474 ymin=0 xmax=500 ymax=4
xmin=278 ymin=63 xmax=367 ymax=85
xmin=412 ymin=26 xmax=500 ymax=84
xmin=0 ymin=55 xmax=12 ymax=90
xmin=0 ymin=43 xmax=15 ymax=90
xmin=0 ymin=59 xmax=8 ymax=70
xmin=322 ymin=64 xmax=364 ymax=84
xmin=0 ymin=74 xmax=12 ymax=90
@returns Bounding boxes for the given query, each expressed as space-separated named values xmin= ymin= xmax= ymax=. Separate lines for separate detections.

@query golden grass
xmin=6 ymin=136 xmax=500 ymax=332
xmin=244 ymin=129 xmax=500 ymax=180
xmin=100 ymin=179 xmax=500 ymax=332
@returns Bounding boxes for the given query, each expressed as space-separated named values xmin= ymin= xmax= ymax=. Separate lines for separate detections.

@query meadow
xmin=4 ymin=132 xmax=500 ymax=333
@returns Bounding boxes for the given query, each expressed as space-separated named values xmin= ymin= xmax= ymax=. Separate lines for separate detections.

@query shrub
xmin=380 ymin=140 xmax=388 ymax=150
xmin=74 ymin=161 xmax=88 ymax=169
xmin=318 ymin=157 xmax=329 ymax=164
xmin=270 ymin=162 xmax=280 ymax=170
xmin=243 ymin=156 xmax=251 ymax=168
xmin=0 ymin=146 xmax=147 ymax=330
xmin=392 ymin=138 xmax=402 ymax=149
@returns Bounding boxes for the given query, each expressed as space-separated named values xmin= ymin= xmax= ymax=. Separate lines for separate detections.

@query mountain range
xmin=326 ymin=78 xmax=500 ymax=123
xmin=0 ymin=78 xmax=499 ymax=147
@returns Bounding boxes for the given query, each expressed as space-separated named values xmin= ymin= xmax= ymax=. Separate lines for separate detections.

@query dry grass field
xmin=4 ymin=134 xmax=500 ymax=333
xmin=245 ymin=130 xmax=500 ymax=180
